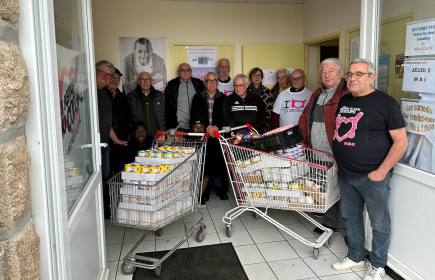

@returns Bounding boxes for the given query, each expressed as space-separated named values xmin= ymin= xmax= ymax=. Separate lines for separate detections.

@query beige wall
xmin=302 ymin=0 xmax=361 ymax=61
xmin=381 ymin=0 xmax=435 ymax=20
xmin=92 ymin=0 xmax=303 ymax=80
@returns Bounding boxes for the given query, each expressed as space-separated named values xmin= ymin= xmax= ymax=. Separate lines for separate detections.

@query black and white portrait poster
xmin=119 ymin=37 xmax=167 ymax=94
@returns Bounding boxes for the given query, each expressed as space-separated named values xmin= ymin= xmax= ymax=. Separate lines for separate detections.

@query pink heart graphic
xmin=333 ymin=112 xmax=364 ymax=142
xmin=292 ymin=99 xmax=306 ymax=109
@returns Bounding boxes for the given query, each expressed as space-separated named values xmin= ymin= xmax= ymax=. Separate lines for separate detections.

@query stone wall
xmin=0 ymin=0 xmax=40 ymax=279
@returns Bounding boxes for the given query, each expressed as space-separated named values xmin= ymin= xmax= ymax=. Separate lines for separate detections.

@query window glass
xmin=379 ymin=0 xmax=435 ymax=174
xmin=54 ymin=0 xmax=95 ymax=215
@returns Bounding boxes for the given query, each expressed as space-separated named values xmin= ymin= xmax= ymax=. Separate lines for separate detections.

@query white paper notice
xmin=350 ymin=37 xmax=360 ymax=62
xmin=402 ymin=58 xmax=435 ymax=94
xmin=286 ymin=68 xmax=293 ymax=75
xmin=402 ymin=101 xmax=435 ymax=135
xmin=262 ymin=70 xmax=276 ymax=85
xmin=405 ymin=18 xmax=435 ymax=56
xmin=187 ymin=46 xmax=217 ymax=68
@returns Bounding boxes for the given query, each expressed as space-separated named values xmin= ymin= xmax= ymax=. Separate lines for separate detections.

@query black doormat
xmin=132 ymin=243 xmax=248 ymax=280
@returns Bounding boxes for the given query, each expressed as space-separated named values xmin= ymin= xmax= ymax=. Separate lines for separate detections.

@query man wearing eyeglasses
xmin=331 ymin=59 xmax=407 ymax=280
xmin=96 ymin=60 xmax=128 ymax=219
xmin=122 ymin=37 xmax=167 ymax=95
xmin=298 ymin=58 xmax=349 ymax=237
xmin=271 ymin=69 xmax=312 ymax=130
xmin=164 ymin=63 xmax=204 ymax=131
xmin=222 ymin=74 xmax=267 ymax=134
xmin=190 ymin=72 xmax=229 ymax=200
xmin=127 ymin=71 xmax=166 ymax=137
xmin=271 ymin=68 xmax=292 ymax=100
xmin=106 ymin=68 xmax=131 ymax=176
xmin=217 ymin=58 xmax=234 ymax=96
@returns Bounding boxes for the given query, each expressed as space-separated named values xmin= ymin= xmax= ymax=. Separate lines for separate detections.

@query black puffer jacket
xmin=164 ymin=77 xmax=205 ymax=129
xmin=222 ymin=91 xmax=267 ymax=134
xmin=109 ymin=88 xmax=131 ymax=141
xmin=127 ymin=86 xmax=166 ymax=131
xmin=190 ymin=89 xmax=226 ymax=129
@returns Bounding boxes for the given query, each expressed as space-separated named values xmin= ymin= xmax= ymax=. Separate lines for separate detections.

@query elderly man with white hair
xmin=222 ymin=74 xmax=267 ymax=133
xmin=298 ymin=58 xmax=349 ymax=238
xmin=271 ymin=68 xmax=292 ymax=100
xmin=217 ymin=58 xmax=234 ymax=96
xmin=331 ymin=58 xmax=407 ymax=280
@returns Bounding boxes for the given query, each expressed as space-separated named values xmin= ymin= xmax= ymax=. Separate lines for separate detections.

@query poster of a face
xmin=119 ymin=37 xmax=167 ymax=94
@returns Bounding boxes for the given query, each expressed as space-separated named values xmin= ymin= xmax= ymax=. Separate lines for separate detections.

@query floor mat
xmin=131 ymin=243 xmax=248 ymax=280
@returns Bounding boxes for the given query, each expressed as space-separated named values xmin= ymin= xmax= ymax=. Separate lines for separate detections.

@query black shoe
xmin=200 ymin=199 xmax=206 ymax=207
xmin=314 ymin=213 xmax=325 ymax=219
xmin=313 ymin=224 xmax=339 ymax=235
xmin=202 ymin=195 xmax=210 ymax=202
xmin=217 ymin=191 xmax=228 ymax=200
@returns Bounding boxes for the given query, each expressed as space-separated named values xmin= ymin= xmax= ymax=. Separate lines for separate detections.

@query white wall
xmin=92 ymin=0 xmax=304 ymax=80
xmin=302 ymin=0 xmax=361 ymax=61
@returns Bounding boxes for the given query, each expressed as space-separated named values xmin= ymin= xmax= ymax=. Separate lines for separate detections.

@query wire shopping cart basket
xmin=213 ymin=126 xmax=340 ymax=259
xmin=109 ymin=131 xmax=208 ymax=276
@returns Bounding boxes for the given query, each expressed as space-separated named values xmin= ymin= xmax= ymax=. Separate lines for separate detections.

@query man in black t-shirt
xmin=331 ymin=59 xmax=408 ymax=280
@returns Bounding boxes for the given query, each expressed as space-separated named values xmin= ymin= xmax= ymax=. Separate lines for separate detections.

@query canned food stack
xmin=115 ymin=145 xmax=197 ymax=228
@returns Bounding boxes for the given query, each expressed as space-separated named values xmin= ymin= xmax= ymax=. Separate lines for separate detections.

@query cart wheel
xmin=313 ymin=248 xmax=319 ymax=260
xmin=196 ymin=229 xmax=206 ymax=243
xmin=155 ymin=228 xmax=163 ymax=237
xmin=226 ymin=224 xmax=234 ymax=238
xmin=155 ymin=266 xmax=161 ymax=277
xmin=120 ymin=263 xmax=136 ymax=275
xmin=325 ymin=237 xmax=332 ymax=248
xmin=254 ymin=212 xmax=261 ymax=219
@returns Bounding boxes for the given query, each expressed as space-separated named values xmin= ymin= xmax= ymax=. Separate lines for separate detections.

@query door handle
xmin=77 ymin=143 xmax=107 ymax=149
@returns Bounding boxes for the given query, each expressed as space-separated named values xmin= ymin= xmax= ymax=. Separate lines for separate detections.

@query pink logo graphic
xmin=291 ymin=99 xmax=306 ymax=109
xmin=333 ymin=112 xmax=364 ymax=142
xmin=224 ymin=90 xmax=234 ymax=95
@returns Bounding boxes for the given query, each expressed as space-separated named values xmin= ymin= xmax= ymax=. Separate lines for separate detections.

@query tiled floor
xmin=105 ymin=192 xmax=394 ymax=280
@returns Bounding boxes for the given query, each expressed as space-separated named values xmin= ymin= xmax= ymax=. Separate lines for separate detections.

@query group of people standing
xmin=95 ymin=37 xmax=408 ymax=280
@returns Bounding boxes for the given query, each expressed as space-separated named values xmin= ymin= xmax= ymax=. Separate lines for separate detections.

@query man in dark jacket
xmin=298 ymin=58 xmax=350 ymax=240
xmin=222 ymin=74 xmax=267 ymax=134
xmin=164 ymin=63 xmax=204 ymax=131
xmin=127 ymin=71 xmax=166 ymax=137
xmin=106 ymin=68 xmax=131 ymax=176
xmin=190 ymin=72 xmax=229 ymax=200
xmin=116 ymin=121 xmax=154 ymax=173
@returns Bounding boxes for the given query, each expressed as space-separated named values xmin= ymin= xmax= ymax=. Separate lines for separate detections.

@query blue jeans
xmin=101 ymin=145 xmax=110 ymax=213
xmin=338 ymin=172 xmax=392 ymax=268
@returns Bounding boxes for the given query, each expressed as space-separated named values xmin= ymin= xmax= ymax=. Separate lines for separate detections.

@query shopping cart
xmin=109 ymin=131 xmax=209 ymax=276
xmin=214 ymin=125 xmax=340 ymax=259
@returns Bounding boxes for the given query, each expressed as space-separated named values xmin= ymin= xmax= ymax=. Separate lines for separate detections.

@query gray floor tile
xmin=106 ymin=228 xmax=125 ymax=245
xmin=205 ymin=198 xmax=232 ymax=209
xmin=208 ymin=206 xmax=236 ymax=220
xmin=276 ymin=223 xmax=316 ymax=240
xmin=243 ymin=262 xmax=278 ymax=280
xmin=269 ymin=258 xmax=317 ymax=280
xmin=240 ymin=214 xmax=275 ymax=229
xmin=106 ymin=261 xmax=118 ymax=280
xmin=181 ymin=208 xmax=211 ymax=222
xmin=327 ymin=234 xmax=348 ymax=253
xmin=257 ymin=241 xmax=299 ymax=262
xmin=268 ymin=211 xmax=302 ymax=225
xmin=155 ymin=222 xmax=187 ymax=240
xmin=287 ymin=237 xmax=331 ymax=258
xmin=302 ymin=253 xmax=348 ymax=277
xmin=123 ymin=228 xmax=155 ymax=244
xmin=217 ymin=229 xmax=255 ymax=246
xmin=106 ymin=243 xmax=122 ymax=262
xmin=188 ymin=232 xmax=221 ymax=248
xmin=185 ymin=219 xmax=216 ymax=233
xmin=247 ymin=226 xmax=285 ymax=244
xmin=213 ymin=217 xmax=245 ymax=232
xmin=234 ymin=244 xmax=265 ymax=265
xmin=320 ymin=272 xmax=362 ymax=280
xmin=120 ymin=240 xmax=155 ymax=258
xmin=156 ymin=236 xmax=189 ymax=251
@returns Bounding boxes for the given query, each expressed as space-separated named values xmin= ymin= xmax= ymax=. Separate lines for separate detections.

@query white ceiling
xmin=158 ymin=0 xmax=309 ymax=4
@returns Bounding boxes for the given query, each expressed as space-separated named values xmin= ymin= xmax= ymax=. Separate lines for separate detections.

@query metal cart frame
xmin=213 ymin=127 xmax=340 ymax=259
xmin=109 ymin=133 xmax=208 ymax=276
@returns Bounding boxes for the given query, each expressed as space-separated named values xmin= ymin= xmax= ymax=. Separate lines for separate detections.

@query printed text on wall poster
xmin=402 ymin=101 xmax=435 ymax=135
xmin=405 ymin=18 xmax=435 ymax=56
xmin=402 ymin=59 xmax=435 ymax=94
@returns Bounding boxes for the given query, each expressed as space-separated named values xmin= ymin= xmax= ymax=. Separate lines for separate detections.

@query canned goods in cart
xmin=236 ymin=160 xmax=245 ymax=168
xmin=147 ymin=150 xmax=156 ymax=158
xmin=173 ymin=151 xmax=179 ymax=158
xmin=155 ymin=151 xmax=164 ymax=159
xmin=158 ymin=146 xmax=165 ymax=151
xmin=191 ymin=147 xmax=196 ymax=153
xmin=141 ymin=165 xmax=150 ymax=173
xmin=165 ymin=164 xmax=170 ymax=172
xmin=66 ymin=168 xmax=80 ymax=177
xmin=165 ymin=152 xmax=174 ymax=159
xmin=150 ymin=165 xmax=159 ymax=174
xmin=173 ymin=146 xmax=180 ymax=151
xmin=132 ymin=164 xmax=141 ymax=173
xmin=158 ymin=165 xmax=165 ymax=173
xmin=138 ymin=150 xmax=147 ymax=157
xmin=165 ymin=146 xmax=173 ymax=151
xmin=244 ymin=158 xmax=252 ymax=167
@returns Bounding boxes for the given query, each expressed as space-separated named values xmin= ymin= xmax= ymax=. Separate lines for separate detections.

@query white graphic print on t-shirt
xmin=333 ymin=111 xmax=364 ymax=145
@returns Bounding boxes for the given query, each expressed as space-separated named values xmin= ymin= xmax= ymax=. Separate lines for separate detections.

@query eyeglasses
xmin=218 ymin=65 xmax=230 ymax=69
xmin=251 ymin=74 xmax=262 ymax=78
xmin=111 ymin=76 xmax=121 ymax=81
xmin=97 ymin=69 xmax=113 ymax=79
xmin=178 ymin=69 xmax=192 ymax=73
xmin=345 ymin=72 xmax=372 ymax=79
xmin=205 ymin=79 xmax=218 ymax=83
xmin=233 ymin=84 xmax=247 ymax=88
xmin=138 ymin=78 xmax=151 ymax=82
xmin=291 ymin=75 xmax=305 ymax=82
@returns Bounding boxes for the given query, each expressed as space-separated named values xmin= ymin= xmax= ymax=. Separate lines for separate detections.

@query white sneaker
xmin=364 ymin=264 xmax=386 ymax=280
xmin=332 ymin=254 xmax=366 ymax=271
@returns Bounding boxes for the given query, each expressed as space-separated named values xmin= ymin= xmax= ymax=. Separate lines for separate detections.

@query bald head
xmin=178 ymin=63 xmax=192 ymax=82
xmin=291 ymin=69 xmax=306 ymax=90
